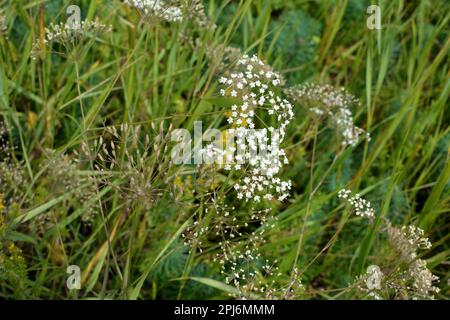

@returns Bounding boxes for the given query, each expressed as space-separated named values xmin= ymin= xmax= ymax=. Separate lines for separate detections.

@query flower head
xmin=218 ymin=54 xmax=294 ymax=202
xmin=31 ymin=18 xmax=111 ymax=59
xmin=125 ymin=0 xmax=216 ymax=29
xmin=125 ymin=0 xmax=184 ymax=22
xmin=386 ymin=221 xmax=432 ymax=263
xmin=288 ymin=83 xmax=369 ymax=147
xmin=364 ymin=265 xmax=384 ymax=290
xmin=338 ymin=188 xmax=375 ymax=218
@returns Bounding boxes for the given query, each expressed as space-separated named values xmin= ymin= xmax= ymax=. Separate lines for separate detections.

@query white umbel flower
xmin=124 ymin=0 xmax=183 ymax=22
xmin=338 ymin=188 xmax=375 ymax=218
xmin=287 ymin=83 xmax=369 ymax=147
xmin=365 ymin=265 xmax=383 ymax=290
xmin=31 ymin=18 xmax=111 ymax=59
xmin=219 ymin=54 xmax=293 ymax=202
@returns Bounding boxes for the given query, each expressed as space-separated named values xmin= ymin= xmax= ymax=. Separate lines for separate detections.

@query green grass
xmin=0 ymin=0 xmax=448 ymax=299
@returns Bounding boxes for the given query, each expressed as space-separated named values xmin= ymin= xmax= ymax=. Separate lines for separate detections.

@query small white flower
xmin=338 ymin=189 xmax=375 ymax=219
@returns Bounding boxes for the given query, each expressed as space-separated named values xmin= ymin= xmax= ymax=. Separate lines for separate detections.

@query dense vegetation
xmin=0 ymin=0 xmax=448 ymax=299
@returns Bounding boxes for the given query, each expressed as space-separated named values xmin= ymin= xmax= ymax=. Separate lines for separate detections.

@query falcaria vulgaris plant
xmin=0 ymin=0 xmax=446 ymax=301
xmin=354 ymin=220 xmax=439 ymax=300
xmin=337 ymin=189 xmax=440 ymax=300
xmin=176 ymin=53 xmax=303 ymax=299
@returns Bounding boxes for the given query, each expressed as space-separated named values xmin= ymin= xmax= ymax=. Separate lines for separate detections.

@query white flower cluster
xmin=219 ymin=55 xmax=293 ymax=130
xmin=386 ymin=221 xmax=432 ymax=262
xmin=356 ymin=222 xmax=439 ymax=300
xmin=31 ymin=18 xmax=111 ymax=58
xmin=219 ymin=55 xmax=294 ymax=202
xmin=387 ymin=222 xmax=439 ymax=299
xmin=364 ymin=265 xmax=383 ymax=290
xmin=185 ymin=0 xmax=216 ymax=29
xmin=200 ymin=143 xmax=225 ymax=165
xmin=338 ymin=189 xmax=375 ymax=218
xmin=42 ymin=19 xmax=110 ymax=45
xmin=355 ymin=265 xmax=384 ymax=299
xmin=288 ymin=83 xmax=368 ymax=147
xmin=400 ymin=225 xmax=432 ymax=249
xmin=409 ymin=259 xmax=440 ymax=299
xmin=124 ymin=0 xmax=183 ymax=22
xmin=357 ymin=260 xmax=440 ymax=300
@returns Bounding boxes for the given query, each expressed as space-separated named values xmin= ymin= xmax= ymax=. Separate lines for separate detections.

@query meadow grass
xmin=0 ymin=0 xmax=448 ymax=299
